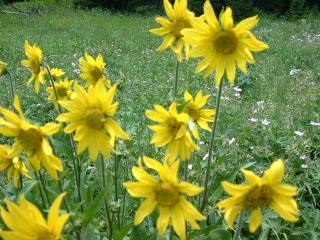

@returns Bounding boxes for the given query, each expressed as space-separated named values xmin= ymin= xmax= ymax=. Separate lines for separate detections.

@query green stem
xmin=114 ymin=153 xmax=121 ymax=229
xmin=200 ymin=79 xmax=224 ymax=211
xmin=233 ymin=211 xmax=245 ymax=240
xmin=170 ymin=226 xmax=174 ymax=240
xmin=68 ymin=134 xmax=83 ymax=212
xmin=99 ymin=155 xmax=113 ymax=239
xmin=7 ymin=71 xmax=15 ymax=108
xmin=114 ymin=154 xmax=118 ymax=202
xmin=38 ymin=171 xmax=50 ymax=204
xmin=44 ymin=65 xmax=63 ymax=114
xmin=45 ymin=66 xmax=83 ymax=213
xmin=34 ymin=171 xmax=49 ymax=209
xmin=173 ymin=59 xmax=179 ymax=101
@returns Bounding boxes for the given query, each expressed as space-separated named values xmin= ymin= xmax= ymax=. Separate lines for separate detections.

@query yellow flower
xmin=0 ymin=96 xmax=63 ymax=179
xmin=0 ymin=193 xmax=69 ymax=240
xmin=124 ymin=157 xmax=206 ymax=240
xmin=150 ymin=0 xmax=195 ymax=62
xmin=46 ymin=78 xmax=74 ymax=106
xmin=0 ymin=60 xmax=8 ymax=76
xmin=49 ymin=68 xmax=65 ymax=81
xmin=57 ymin=80 xmax=130 ymax=160
xmin=182 ymin=1 xmax=268 ymax=86
xmin=79 ymin=52 xmax=111 ymax=87
xmin=183 ymin=90 xmax=215 ymax=138
xmin=0 ymin=145 xmax=30 ymax=188
xmin=217 ymin=160 xmax=299 ymax=233
xmin=21 ymin=41 xmax=47 ymax=94
xmin=146 ymin=102 xmax=199 ymax=164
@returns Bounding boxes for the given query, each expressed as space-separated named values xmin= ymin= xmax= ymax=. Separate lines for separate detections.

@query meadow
xmin=0 ymin=2 xmax=319 ymax=239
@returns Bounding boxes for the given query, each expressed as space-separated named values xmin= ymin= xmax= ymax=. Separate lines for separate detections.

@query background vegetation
xmin=0 ymin=1 xmax=319 ymax=239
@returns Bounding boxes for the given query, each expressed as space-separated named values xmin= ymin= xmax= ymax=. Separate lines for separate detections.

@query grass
xmin=0 ymin=2 xmax=319 ymax=239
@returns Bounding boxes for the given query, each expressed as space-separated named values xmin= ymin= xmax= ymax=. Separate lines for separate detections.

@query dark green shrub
xmin=188 ymin=0 xmax=256 ymax=19
xmin=288 ymin=0 xmax=306 ymax=18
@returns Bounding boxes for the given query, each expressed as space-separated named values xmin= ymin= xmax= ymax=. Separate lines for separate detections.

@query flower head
xmin=217 ymin=160 xmax=299 ymax=233
xmin=145 ymin=102 xmax=199 ymax=164
xmin=79 ymin=53 xmax=111 ymax=87
xmin=0 ymin=60 xmax=8 ymax=76
xmin=49 ymin=68 xmax=65 ymax=81
xmin=182 ymin=1 xmax=268 ymax=85
xmin=0 ymin=193 xmax=69 ymax=240
xmin=21 ymin=41 xmax=47 ymax=93
xmin=124 ymin=157 xmax=206 ymax=240
xmin=0 ymin=96 xmax=63 ymax=179
xmin=57 ymin=80 xmax=130 ymax=160
xmin=46 ymin=78 xmax=74 ymax=106
xmin=0 ymin=144 xmax=30 ymax=187
xmin=183 ymin=90 xmax=215 ymax=138
xmin=150 ymin=0 xmax=195 ymax=62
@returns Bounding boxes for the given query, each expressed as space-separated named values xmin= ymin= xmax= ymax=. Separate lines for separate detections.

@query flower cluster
xmin=0 ymin=0 xmax=300 ymax=239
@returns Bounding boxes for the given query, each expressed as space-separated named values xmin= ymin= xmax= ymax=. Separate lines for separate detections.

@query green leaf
xmin=207 ymin=228 xmax=232 ymax=240
xmin=114 ymin=223 xmax=133 ymax=240
xmin=82 ymin=189 xmax=108 ymax=227
xmin=20 ymin=180 xmax=37 ymax=196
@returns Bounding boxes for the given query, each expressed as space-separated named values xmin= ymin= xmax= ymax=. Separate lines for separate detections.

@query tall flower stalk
xmin=182 ymin=0 xmax=268 ymax=211
xmin=200 ymin=79 xmax=223 ymax=211
xmin=98 ymin=155 xmax=113 ymax=239
xmin=46 ymin=66 xmax=84 ymax=212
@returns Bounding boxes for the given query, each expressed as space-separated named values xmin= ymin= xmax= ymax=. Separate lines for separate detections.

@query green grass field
xmin=0 ymin=2 xmax=319 ymax=239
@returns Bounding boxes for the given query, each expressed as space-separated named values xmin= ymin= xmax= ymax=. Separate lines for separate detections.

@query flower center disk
xmin=214 ymin=31 xmax=238 ymax=54
xmin=245 ymin=185 xmax=272 ymax=209
xmin=172 ymin=18 xmax=191 ymax=38
xmin=56 ymin=86 xmax=67 ymax=98
xmin=85 ymin=108 xmax=105 ymax=129
xmin=37 ymin=232 xmax=56 ymax=240
xmin=19 ymin=129 xmax=43 ymax=152
xmin=155 ymin=182 xmax=179 ymax=207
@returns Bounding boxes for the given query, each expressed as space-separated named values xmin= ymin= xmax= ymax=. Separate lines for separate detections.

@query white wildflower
xmin=261 ymin=119 xmax=270 ymax=126
xmin=294 ymin=131 xmax=304 ymax=136
xmin=310 ymin=121 xmax=320 ymax=126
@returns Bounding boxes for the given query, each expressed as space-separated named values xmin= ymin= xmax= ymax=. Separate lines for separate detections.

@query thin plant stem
xmin=34 ymin=171 xmax=49 ymax=209
xmin=99 ymin=155 xmax=113 ymax=239
xmin=173 ymin=59 xmax=179 ymax=101
xmin=200 ymin=79 xmax=224 ymax=211
xmin=38 ymin=171 xmax=50 ymax=204
xmin=44 ymin=65 xmax=63 ymax=114
xmin=114 ymin=153 xmax=121 ymax=229
xmin=7 ymin=71 xmax=15 ymax=108
xmin=67 ymin=134 xmax=83 ymax=212
xmin=233 ymin=211 xmax=245 ymax=240
xmin=45 ymin=66 xmax=83 ymax=212
xmin=170 ymin=226 xmax=174 ymax=240
xmin=114 ymin=154 xmax=118 ymax=202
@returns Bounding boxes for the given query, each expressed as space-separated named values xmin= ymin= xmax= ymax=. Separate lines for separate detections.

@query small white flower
xmin=199 ymin=141 xmax=204 ymax=145
xmin=299 ymin=155 xmax=307 ymax=160
xmin=301 ymin=164 xmax=308 ymax=169
xmin=261 ymin=119 xmax=270 ymax=126
xmin=187 ymin=164 xmax=193 ymax=170
xmin=310 ymin=121 xmax=320 ymax=126
xmin=249 ymin=118 xmax=258 ymax=123
xmin=221 ymin=96 xmax=230 ymax=101
xmin=235 ymin=92 xmax=241 ymax=98
xmin=203 ymin=153 xmax=209 ymax=161
xmin=289 ymin=68 xmax=301 ymax=76
xmin=227 ymin=138 xmax=236 ymax=145
xmin=294 ymin=131 xmax=304 ymax=136
xmin=234 ymin=86 xmax=242 ymax=92
xmin=71 ymin=62 xmax=76 ymax=67
xmin=87 ymin=166 xmax=96 ymax=172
